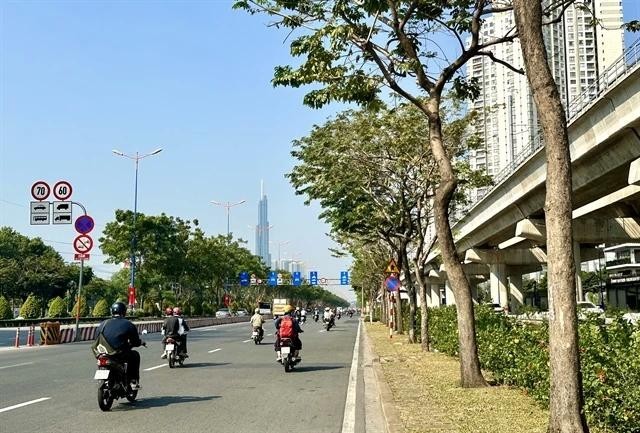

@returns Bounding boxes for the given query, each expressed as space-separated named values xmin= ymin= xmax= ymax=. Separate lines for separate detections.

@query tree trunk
xmin=416 ymin=272 xmax=430 ymax=351
xmin=513 ymin=2 xmax=588 ymax=432
xmin=425 ymin=98 xmax=487 ymax=388
xmin=394 ymin=253 xmax=404 ymax=335
xmin=402 ymin=248 xmax=417 ymax=343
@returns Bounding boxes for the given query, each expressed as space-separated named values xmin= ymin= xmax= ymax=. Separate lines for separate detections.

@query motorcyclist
xmin=300 ymin=307 xmax=307 ymax=323
xmin=250 ymin=307 xmax=265 ymax=338
xmin=161 ymin=306 xmax=178 ymax=359
xmin=313 ymin=308 xmax=320 ymax=322
xmin=95 ymin=302 xmax=144 ymax=389
xmin=274 ymin=305 xmax=303 ymax=362
xmin=174 ymin=307 xmax=189 ymax=357
xmin=323 ymin=307 xmax=335 ymax=328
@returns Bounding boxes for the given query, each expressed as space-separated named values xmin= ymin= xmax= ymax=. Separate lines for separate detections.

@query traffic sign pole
xmin=73 ymin=258 xmax=85 ymax=342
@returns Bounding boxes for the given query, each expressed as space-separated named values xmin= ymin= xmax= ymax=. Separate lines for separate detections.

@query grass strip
xmin=366 ymin=322 xmax=548 ymax=433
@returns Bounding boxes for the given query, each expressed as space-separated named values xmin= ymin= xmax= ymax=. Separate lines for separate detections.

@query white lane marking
xmin=0 ymin=397 xmax=51 ymax=413
xmin=208 ymin=348 xmax=222 ymax=353
xmin=143 ymin=364 xmax=167 ymax=371
xmin=0 ymin=362 xmax=34 ymax=370
xmin=319 ymin=330 xmax=326 ymax=333
xmin=266 ymin=333 xmax=273 ymax=336
xmin=341 ymin=322 xmax=361 ymax=433
xmin=242 ymin=339 xmax=252 ymax=343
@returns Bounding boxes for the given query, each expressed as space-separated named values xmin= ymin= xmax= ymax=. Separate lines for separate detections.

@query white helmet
xmin=325 ymin=307 xmax=330 ymax=311
xmin=254 ymin=308 xmax=260 ymax=314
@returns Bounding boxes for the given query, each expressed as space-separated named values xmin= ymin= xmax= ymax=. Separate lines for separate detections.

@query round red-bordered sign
xmin=73 ymin=234 xmax=93 ymax=254
xmin=53 ymin=181 xmax=73 ymax=200
xmin=31 ymin=181 xmax=51 ymax=201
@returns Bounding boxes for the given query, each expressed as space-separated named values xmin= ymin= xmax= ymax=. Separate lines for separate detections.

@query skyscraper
xmin=466 ymin=1 xmax=624 ymax=202
xmin=255 ymin=181 xmax=271 ymax=266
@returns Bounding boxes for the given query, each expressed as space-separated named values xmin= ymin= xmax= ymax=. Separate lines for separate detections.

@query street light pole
xmin=112 ymin=148 xmax=163 ymax=310
xmin=211 ymin=199 xmax=246 ymax=239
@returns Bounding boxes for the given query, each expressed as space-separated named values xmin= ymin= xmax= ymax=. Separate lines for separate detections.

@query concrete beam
xmin=498 ymin=236 xmax=527 ymax=250
xmin=573 ymin=185 xmax=640 ymax=219
xmin=437 ymin=263 xmax=489 ymax=277
xmin=515 ymin=217 xmax=640 ymax=243
xmin=465 ymin=247 xmax=547 ymax=265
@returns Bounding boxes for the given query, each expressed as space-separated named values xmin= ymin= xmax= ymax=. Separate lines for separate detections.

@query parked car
xmin=485 ymin=303 xmax=504 ymax=314
xmin=215 ymin=308 xmax=231 ymax=318
xmin=235 ymin=309 xmax=248 ymax=317
xmin=576 ymin=301 xmax=604 ymax=315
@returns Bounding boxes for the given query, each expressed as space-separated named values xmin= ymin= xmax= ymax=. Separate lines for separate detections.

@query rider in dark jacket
xmin=95 ymin=302 xmax=144 ymax=388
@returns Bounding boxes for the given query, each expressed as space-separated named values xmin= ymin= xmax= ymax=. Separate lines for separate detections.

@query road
xmin=0 ymin=317 xmax=366 ymax=433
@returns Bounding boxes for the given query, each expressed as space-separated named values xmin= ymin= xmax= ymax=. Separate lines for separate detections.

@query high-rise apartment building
xmin=466 ymin=1 xmax=623 ymax=202
xmin=255 ymin=182 xmax=271 ymax=266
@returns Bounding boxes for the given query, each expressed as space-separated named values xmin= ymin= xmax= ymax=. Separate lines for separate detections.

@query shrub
xmin=71 ymin=295 xmax=88 ymax=317
xmin=427 ymin=304 xmax=640 ymax=432
xmin=20 ymin=294 xmax=40 ymax=319
xmin=47 ymin=297 xmax=67 ymax=318
xmin=0 ymin=296 xmax=13 ymax=319
xmin=92 ymin=299 xmax=110 ymax=317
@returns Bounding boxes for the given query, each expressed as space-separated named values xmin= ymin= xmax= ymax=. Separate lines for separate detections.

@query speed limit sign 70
xmin=31 ymin=181 xmax=51 ymax=201
xmin=53 ymin=181 xmax=73 ymax=200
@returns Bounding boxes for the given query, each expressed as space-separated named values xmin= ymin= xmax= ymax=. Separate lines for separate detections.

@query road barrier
xmin=27 ymin=325 xmax=35 ymax=346
xmin=40 ymin=322 xmax=61 ymax=345
xmin=14 ymin=327 xmax=20 ymax=348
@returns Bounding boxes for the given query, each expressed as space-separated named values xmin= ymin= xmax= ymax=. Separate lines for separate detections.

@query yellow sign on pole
xmin=384 ymin=259 xmax=400 ymax=275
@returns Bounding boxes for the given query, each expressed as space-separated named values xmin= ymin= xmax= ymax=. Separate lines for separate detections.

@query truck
xmin=272 ymin=298 xmax=290 ymax=318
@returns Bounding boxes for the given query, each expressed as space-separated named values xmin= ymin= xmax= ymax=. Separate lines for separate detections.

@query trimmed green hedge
xmin=47 ymin=296 xmax=68 ymax=318
xmin=426 ymin=305 xmax=640 ymax=433
xmin=0 ymin=296 xmax=12 ymax=319
xmin=20 ymin=294 xmax=40 ymax=319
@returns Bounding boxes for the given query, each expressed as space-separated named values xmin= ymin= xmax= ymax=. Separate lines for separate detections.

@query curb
xmin=362 ymin=322 xmax=403 ymax=433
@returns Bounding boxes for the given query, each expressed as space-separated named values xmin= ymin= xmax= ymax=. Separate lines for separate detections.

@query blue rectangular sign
xmin=268 ymin=271 xmax=277 ymax=286
xmin=309 ymin=271 xmax=318 ymax=285
xmin=239 ymin=272 xmax=250 ymax=287
xmin=340 ymin=271 xmax=349 ymax=285
xmin=292 ymin=272 xmax=302 ymax=286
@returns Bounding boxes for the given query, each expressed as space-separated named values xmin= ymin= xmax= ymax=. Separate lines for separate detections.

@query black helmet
xmin=110 ymin=302 xmax=127 ymax=317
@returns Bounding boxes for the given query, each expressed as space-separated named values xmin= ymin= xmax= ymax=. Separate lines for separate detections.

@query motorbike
xmin=324 ymin=318 xmax=334 ymax=331
xmin=279 ymin=338 xmax=300 ymax=372
xmin=252 ymin=327 xmax=263 ymax=344
xmin=313 ymin=313 xmax=319 ymax=322
xmin=299 ymin=315 xmax=306 ymax=324
xmin=93 ymin=331 xmax=146 ymax=411
xmin=337 ymin=312 xmax=342 ymax=320
xmin=165 ymin=337 xmax=187 ymax=368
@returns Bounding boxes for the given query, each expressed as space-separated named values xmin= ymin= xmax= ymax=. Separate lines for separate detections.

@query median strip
xmin=0 ymin=397 xmax=51 ymax=413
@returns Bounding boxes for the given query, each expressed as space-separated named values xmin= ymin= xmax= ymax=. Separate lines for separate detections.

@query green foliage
xmin=92 ymin=299 xmax=110 ymax=317
xmin=20 ymin=294 xmax=40 ymax=319
xmin=0 ymin=295 xmax=12 ymax=319
xmin=47 ymin=296 xmax=67 ymax=318
xmin=71 ymin=295 xmax=88 ymax=317
xmin=427 ymin=306 xmax=640 ymax=432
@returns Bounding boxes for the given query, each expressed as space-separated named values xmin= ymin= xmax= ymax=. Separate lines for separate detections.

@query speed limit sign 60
xmin=53 ymin=181 xmax=73 ymax=200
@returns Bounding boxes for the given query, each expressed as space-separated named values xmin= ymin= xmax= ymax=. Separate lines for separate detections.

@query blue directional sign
xmin=309 ymin=271 xmax=318 ymax=285
xmin=239 ymin=272 xmax=250 ymax=287
xmin=292 ymin=272 xmax=302 ymax=286
xmin=268 ymin=271 xmax=278 ymax=286
xmin=340 ymin=271 xmax=349 ymax=285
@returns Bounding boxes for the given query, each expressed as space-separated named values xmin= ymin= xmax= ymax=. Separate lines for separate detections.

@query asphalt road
xmin=0 ymin=317 xmax=366 ymax=433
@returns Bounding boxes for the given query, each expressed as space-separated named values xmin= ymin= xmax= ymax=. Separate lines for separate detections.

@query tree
xmin=234 ymin=0 xmax=530 ymax=387
xmin=71 ymin=295 xmax=89 ymax=318
xmin=513 ymin=1 xmax=588 ymax=431
xmin=47 ymin=296 xmax=67 ymax=318
xmin=92 ymin=299 xmax=110 ymax=317
xmin=20 ymin=294 xmax=40 ymax=319
xmin=0 ymin=295 xmax=12 ymax=319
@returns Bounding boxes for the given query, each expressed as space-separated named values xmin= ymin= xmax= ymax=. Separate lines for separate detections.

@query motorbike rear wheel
xmin=97 ymin=382 xmax=114 ymax=411
xmin=126 ymin=387 xmax=138 ymax=402
xmin=168 ymin=353 xmax=175 ymax=368
xmin=283 ymin=358 xmax=292 ymax=372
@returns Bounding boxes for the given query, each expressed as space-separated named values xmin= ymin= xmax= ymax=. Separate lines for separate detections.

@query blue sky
xmin=1 ymin=1 xmax=638 ymax=303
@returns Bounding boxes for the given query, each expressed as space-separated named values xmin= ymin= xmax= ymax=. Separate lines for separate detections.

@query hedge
xmin=0 ymin=296 xmax=12 ymax=319
xmin=424 ymin=305 xmax=640 ymax=433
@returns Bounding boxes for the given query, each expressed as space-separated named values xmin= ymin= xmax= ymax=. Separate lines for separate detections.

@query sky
xmin=1 ymin=1 xmax=639 ymax=304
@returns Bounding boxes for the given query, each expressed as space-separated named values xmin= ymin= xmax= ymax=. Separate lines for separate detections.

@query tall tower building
xmin=255 ymin=181 xmax=271 ymax=266
xmin=466 ymin=1 xmax=623 ymax=202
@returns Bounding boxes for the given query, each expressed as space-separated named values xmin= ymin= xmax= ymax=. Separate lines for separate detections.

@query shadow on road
xmin=294 ymin=364 xmax=345 ymax=372
xmin=183 ymin=362 xmax=230 ymax=368
xmin=117 ymin=395 xmax=220 ymax=410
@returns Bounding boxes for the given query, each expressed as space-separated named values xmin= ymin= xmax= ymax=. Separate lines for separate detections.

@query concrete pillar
xmin=445 ymin=281 xmax=455 ymax=306
xmin=574 ymin=241 xmax=584 ymax=301
xmin=509 ymin=273 xmax=524 ymax=313
xmin=490 ymin=263 xmax=508 ymax=305
xmin=430 ymin=284 xmax=440 ymax=307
